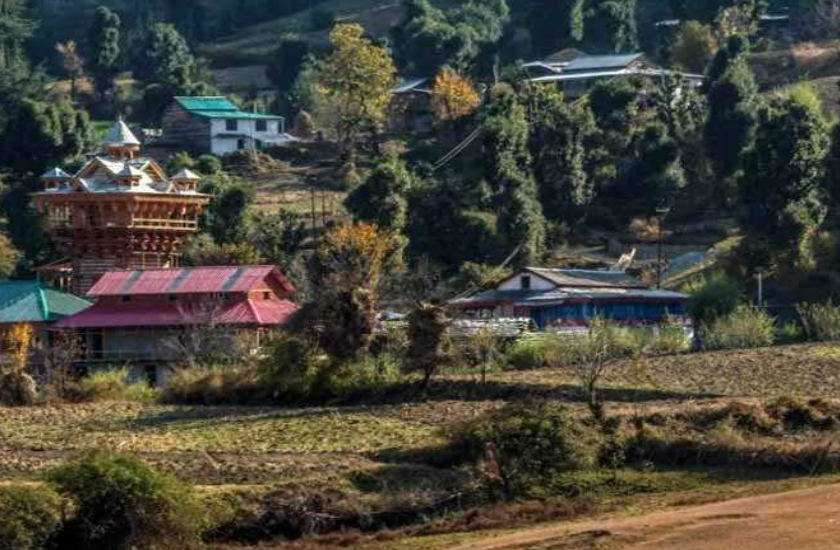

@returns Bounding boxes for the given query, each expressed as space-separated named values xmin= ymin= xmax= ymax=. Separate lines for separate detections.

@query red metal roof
xmin=55 ymin=298 xmax=298 ymax=329
xmin=87 ymin=266 xmax=295 ymax=297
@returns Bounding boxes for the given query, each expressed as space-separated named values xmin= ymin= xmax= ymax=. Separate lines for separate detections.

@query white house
xmin=160 ymin=96 xmax=296 ymax=156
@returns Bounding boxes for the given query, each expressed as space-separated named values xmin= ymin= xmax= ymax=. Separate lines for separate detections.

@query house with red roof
xmin=56 ymin=265 xmax=298 ymax=381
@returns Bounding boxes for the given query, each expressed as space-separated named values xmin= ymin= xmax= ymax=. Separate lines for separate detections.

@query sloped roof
xmin=174 ymin=96 xmax=283 ymax=120
xmin=103 ymin=119 xmax=141 ymax=146
xmin=87 ymin=266 xmax=295 ymax=297
xmin=116 ymin=164 xmax=145 ymax=177
xmin=392 ymin=77 xmax=430 ymax=94
xmin=525 ymin=268 xmax=646 ymax=289
xmin=172 ymin=168 xmax=201 ymax=180
xmin=564 ymin=53 xmax=644 ymax=72
xmin=0 ymin=281 xmax=91 ymax=324
xmin=55 ymin=297 xmax=298 ymax=329
xmin=41 ymin=167 xmax=71 ymax=180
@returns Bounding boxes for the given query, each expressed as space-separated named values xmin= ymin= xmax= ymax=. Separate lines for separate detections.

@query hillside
xmin=199 ymin=0 xmax=406 ymax=68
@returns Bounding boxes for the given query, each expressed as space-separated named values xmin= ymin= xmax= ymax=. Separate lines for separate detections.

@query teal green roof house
xmin=0 ymin=281 xmax=91 ymax=325
xmin=161 ymin=96 xmax=296 ymax=156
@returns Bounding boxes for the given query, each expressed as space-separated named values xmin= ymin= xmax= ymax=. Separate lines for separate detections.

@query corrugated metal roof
xmin=175 ymin=96 xmax=283 ymax=120
xmin=87 ymin=266 xmax=295 ymax=297
xmin=526 ymin=267 xmax=645 ymax=289
xmin=55 ymin=298 xmax=298 ymax=328
xmin=564 ymin=53 xmax=644 ymax=72
xmin=0 ymin=281 xmax=91 ymax=324
xmin=176 ymin=96 xmax=239 ymax=112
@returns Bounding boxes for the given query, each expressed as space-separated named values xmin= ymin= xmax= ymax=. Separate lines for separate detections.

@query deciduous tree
xmin=431 ymin=68 xmax=482 ymax=122
xmin=309 ymin=24 xmax=397 ymax=173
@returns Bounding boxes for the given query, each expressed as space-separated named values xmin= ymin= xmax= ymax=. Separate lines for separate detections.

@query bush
xmin=162 ymin=364 xmax=262 ymax=405
xmin=47 ymin=452 xmax=204 ymax=549
xmin=702 ymin=306 xmax=775 ymax=350
xmin=73 ymin=369 xmax=159 ymax=403
xmin=798 ymin=302 xmax=840 ymax=342
xmin=686 ymin=273 xmax=742 ymax=326
xmin=260 ymin=334 xmax=402 ymax=402
xmin=504 ymin=338 xmax=549 ymax=370
xmin=196 ymin=154 xmax=222 ymax=175
xmin=166 ymin=151 xmax=196 ymax=174
xmin=451 ymin=401 xmax=601 ymax=498
xmin=0 ymin=486 xmax=63 ymax=550
xmin=0 ymin=370 xmax=37 ymax=406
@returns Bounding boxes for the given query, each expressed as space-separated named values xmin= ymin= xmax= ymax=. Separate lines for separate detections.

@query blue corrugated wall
xmin=530 ymin=302 xmax=686 ymax=329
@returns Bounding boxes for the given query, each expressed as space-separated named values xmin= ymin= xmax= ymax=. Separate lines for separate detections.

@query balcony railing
xmin=131 ymin=218 xmax=198 ymax=230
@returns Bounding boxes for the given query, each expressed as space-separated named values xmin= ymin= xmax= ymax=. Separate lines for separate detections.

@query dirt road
xmin=452 ymin=483 xmax=840 ymax=550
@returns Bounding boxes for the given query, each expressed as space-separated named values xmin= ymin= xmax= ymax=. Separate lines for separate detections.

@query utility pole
xmin=655 ymin=206 xmax=671 ymax=290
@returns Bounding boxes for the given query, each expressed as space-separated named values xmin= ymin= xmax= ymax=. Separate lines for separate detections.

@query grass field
xmin=6 ymin=342 xmax=840 ymax=546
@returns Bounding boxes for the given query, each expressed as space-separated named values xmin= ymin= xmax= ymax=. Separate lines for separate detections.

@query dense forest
xmin=3 ymin=0 xmax=840 ymax=305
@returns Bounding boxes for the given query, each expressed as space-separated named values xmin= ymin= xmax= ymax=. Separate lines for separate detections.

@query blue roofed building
xmin=161 ymin=96 xmax=296 ymax=156
xmin=450 ymin=267 xmax=688 ymax=332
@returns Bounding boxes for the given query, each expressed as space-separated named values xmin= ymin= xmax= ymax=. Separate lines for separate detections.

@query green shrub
xmin=0 ymin=370 xmax=38 ymax=406
xmin=798 ymin=302 xmax=840 ymax=342
xmin=702 ymin=306 xmax=775 ymax=351
xmin=260 ymin=334 xmax=403 ymax=402
xmin=505 ymin=338 xmax=548 ymax=370
xmin=0 ymin=485 xmax=63 ymax=550
xmin=686 ymin=273 xmax=742 ymax=326
xmin=162 ymin=364 xmax=262 ymax=405
xmin=196 ymin=154 xmax=222 ymax=175
xmin=74 ymin=369 xmax=159 ymax=403
xmin=259 ymin=334 xmax=325 ymax=398
xmin=451 ymin=401 xmax=601 ymax=498
xmin=166 ymin=151 xmax=196 ymax=174
xmin=776 ymin=321 xmax=805 ymax=345
xmin=644 ymin=317 xmax=690 ymax=355
xmin=47 ymin=451 xmax=204 ymax=549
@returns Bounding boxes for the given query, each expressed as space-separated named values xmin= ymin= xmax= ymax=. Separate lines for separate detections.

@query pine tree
xmin=523 ymin=85 xmax=595 ymax=223
xmin=483 ymin=90 xmax=545 ymax=266
xmin=704 ymin=53 xmax=758 ymax=200
xmin=586 ymin=0 xmax=638 ymax=54
xmin=87 ymin=6 xmax=121 ymax=99
xmin=739 ymin=96 xmax=830 ymax=270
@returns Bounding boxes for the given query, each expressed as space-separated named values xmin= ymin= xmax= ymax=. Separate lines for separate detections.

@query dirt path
xmin=451 ymin=483 xmax=840 ymax=550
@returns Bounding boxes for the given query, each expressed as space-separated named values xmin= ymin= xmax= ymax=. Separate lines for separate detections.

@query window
xmin=263 ymin=291 xmax=272 ymax=300
xmin=168 ymin=294 xmax=178 ymax=302
xmin=237 ymin=138 xmax=247 ymax=150
xmin=121 ymin=296 xmax=132 ymax=303
xmin=226 ymin=119 xmax=238 ymax=131
xmin=521 ymin=275 xmax=531 ymax=290
xmin=256 ymin=119 xmax=267 ymax=132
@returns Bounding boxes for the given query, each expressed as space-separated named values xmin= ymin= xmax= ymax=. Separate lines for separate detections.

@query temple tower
xmin=32 ymin=119 xmax=211 ymax=295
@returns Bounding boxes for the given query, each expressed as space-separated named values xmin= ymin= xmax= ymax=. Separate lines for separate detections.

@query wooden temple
xmin=32 ymin=119 xmax=211 ymax=295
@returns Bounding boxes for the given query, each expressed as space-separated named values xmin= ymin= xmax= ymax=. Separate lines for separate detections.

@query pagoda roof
xmin=34 ymin=156 xmax=209 ymax=198
xmin=116 ymin=164 xmax=146 ymax=178
xmin=103 ymin=118 xmax=141 ymax=146
xmin=172 ymin=168 xmax=201 ymax=180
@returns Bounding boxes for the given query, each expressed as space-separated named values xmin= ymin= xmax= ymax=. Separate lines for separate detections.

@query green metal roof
xmin=0 ymin=281 xmax=91 ymax=324
xmin=174 ymin=96 xmax=283 ymax=120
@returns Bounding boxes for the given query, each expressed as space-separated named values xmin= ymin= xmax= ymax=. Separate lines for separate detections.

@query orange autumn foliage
xmin=431 ymin=68 xmax=482 ymax=122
